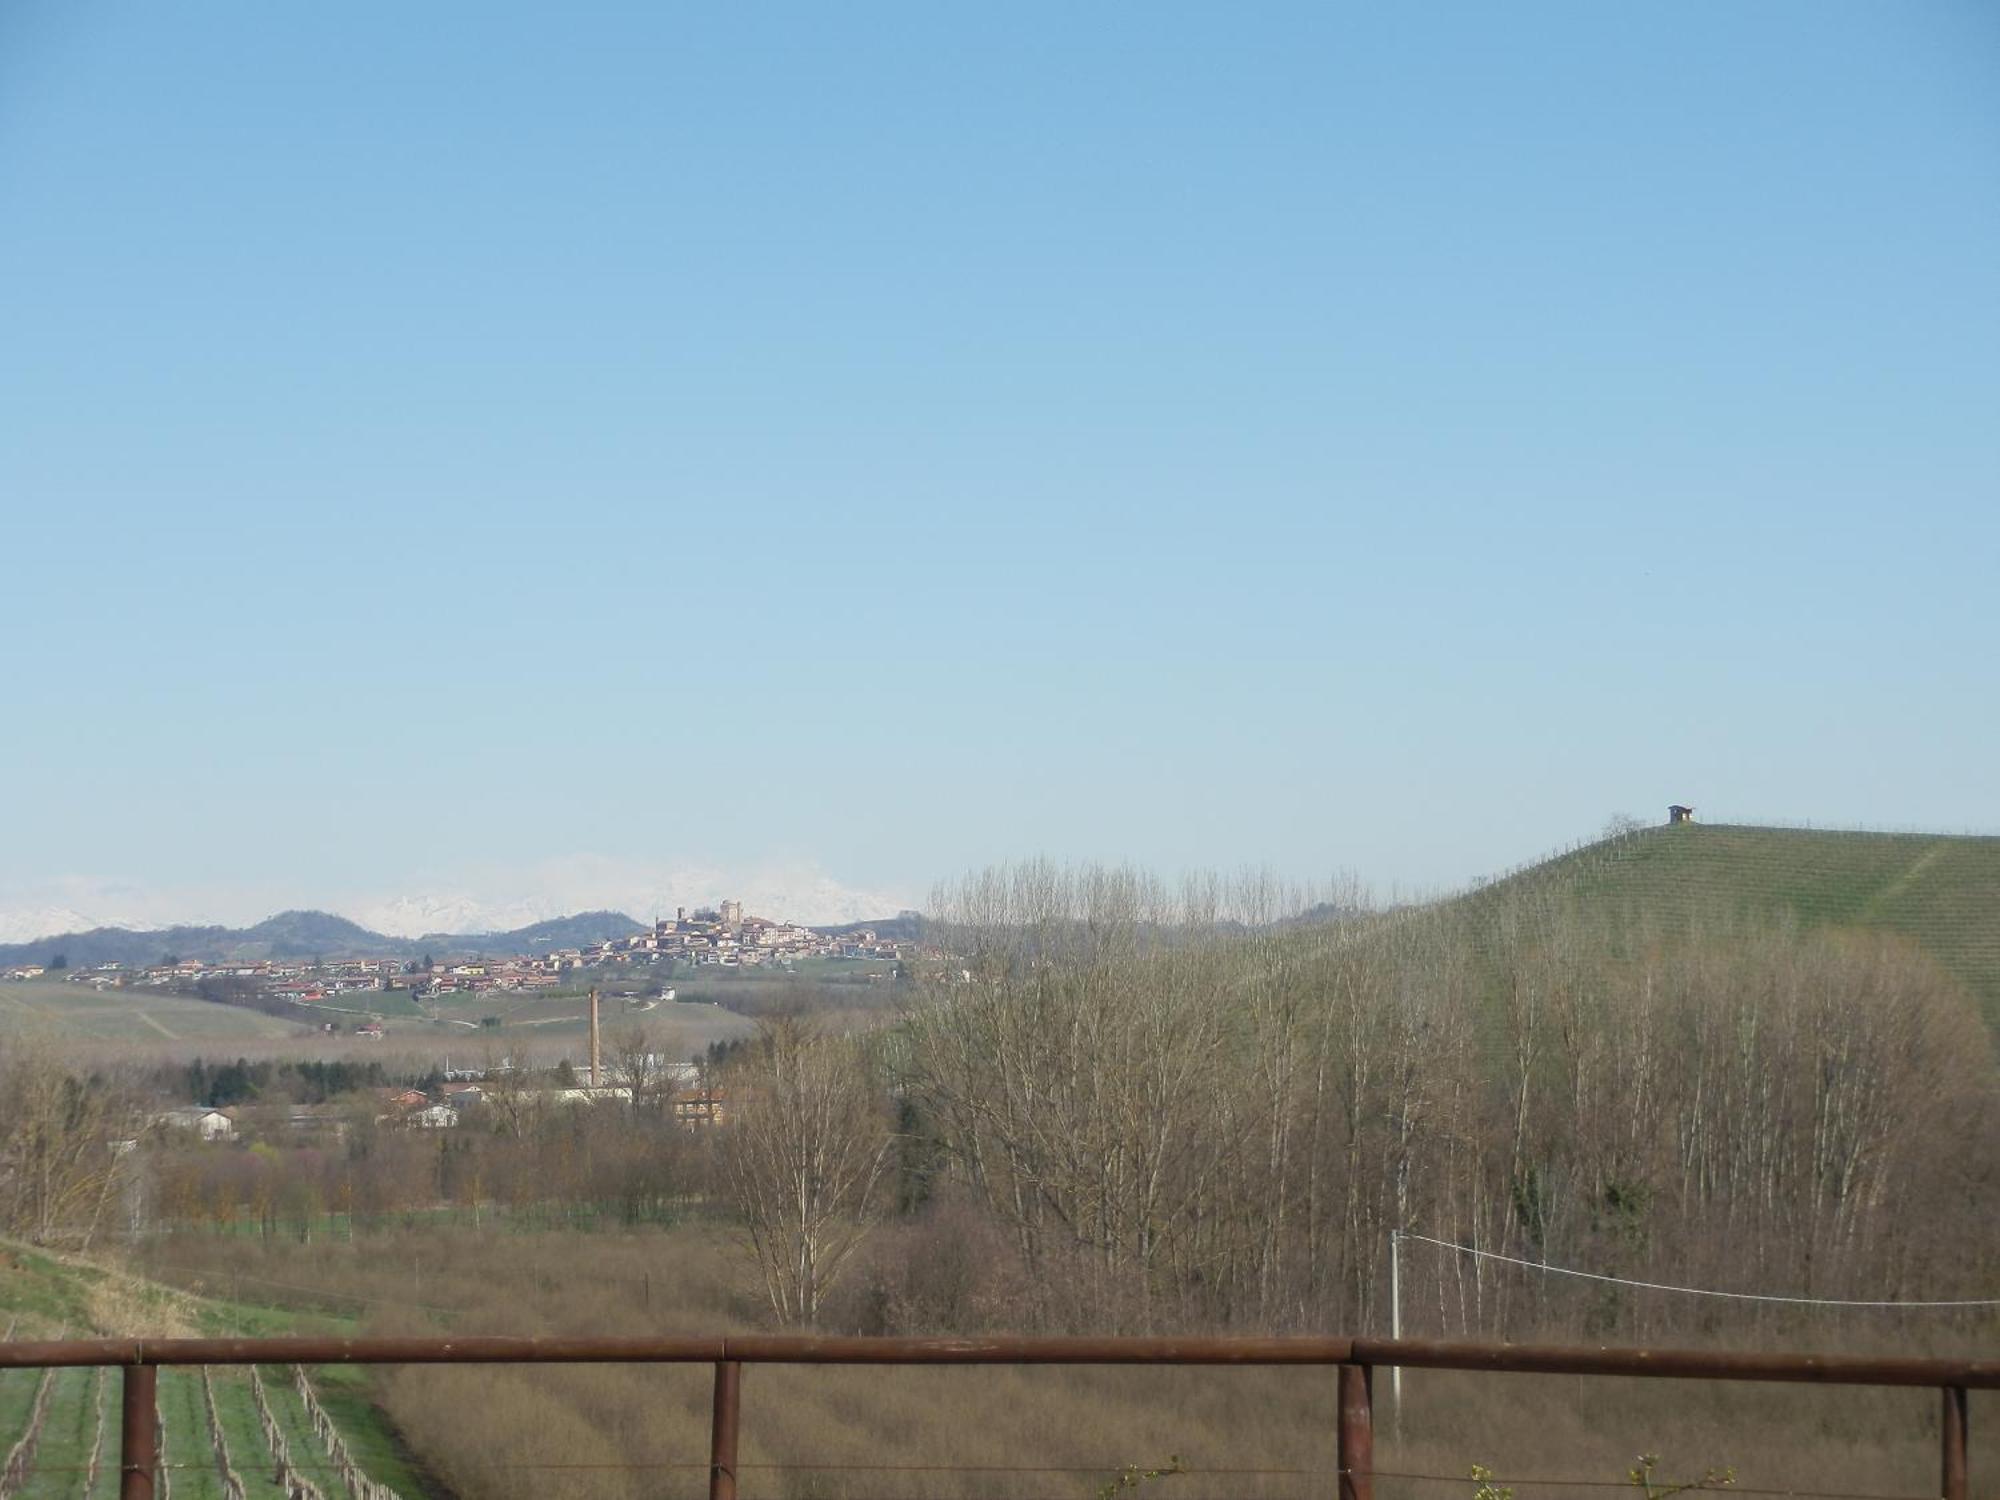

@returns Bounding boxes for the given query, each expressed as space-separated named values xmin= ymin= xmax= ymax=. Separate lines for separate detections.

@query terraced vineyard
xmin=0 ymin=1359 xmax=408 ymax=1500
xmin=11 ymin=1367 xmax=113 ymax=1499
xmin=0 ymin=1250 xmax=421 ymax=1500
xmin=1450 ymin=822 xmax=2000 ymax=1026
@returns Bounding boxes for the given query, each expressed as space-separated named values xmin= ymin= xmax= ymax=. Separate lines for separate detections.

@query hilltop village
xmin=4 ymin=903 xmax=907 ymax=999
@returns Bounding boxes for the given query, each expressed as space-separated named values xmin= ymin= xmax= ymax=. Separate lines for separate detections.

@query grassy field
xmin=1455 ymin=822 xmax=2000 ymax=1025
xmin=0 ymin=979 xmax=309 ymax=1045
xmin=420 ymin=986 xmax=754 ymax=1057
xmin=0 ymin=1240 xmax=432 ymax=1498
xmin=0 ymin=977 xmax=753 ymax=1066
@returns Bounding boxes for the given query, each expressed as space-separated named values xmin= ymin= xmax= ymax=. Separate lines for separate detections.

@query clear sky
xmin=3 ymin=2 xmax=1997 ymax=932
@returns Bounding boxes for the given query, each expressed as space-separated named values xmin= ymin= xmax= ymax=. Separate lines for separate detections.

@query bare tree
xmin=607 ymin=1020 xmax=684 ymax=1117
xmin=719 ymin=1014 xmax=892 ymax=1324
xmin=476 ymin=1044 xmax=535 ymax=1140
xmin=0 ymin=1040 xmax=135 ymax=1249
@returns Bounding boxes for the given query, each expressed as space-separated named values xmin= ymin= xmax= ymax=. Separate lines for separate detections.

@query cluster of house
xmin=416 ymin=907 xmax=900 ymax=996
xmin=7 ymin=902 xmax=905 ymax=1000
xmin=9 ymin=957 xmax=396 ymax=997
xmin=154 ymin=1061 xmax=729 ymax=1142
xmin=558 ymin=904 xmax=898 ymax=970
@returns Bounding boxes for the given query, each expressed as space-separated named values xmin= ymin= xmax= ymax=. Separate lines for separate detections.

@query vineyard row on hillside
xmin=0 ymin=1362 xmax=402 ymax=1500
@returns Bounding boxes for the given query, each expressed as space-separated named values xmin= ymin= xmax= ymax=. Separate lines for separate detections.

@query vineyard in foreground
xmin=0 ymin=1358 xmax=405 ymax=1500
xmin=0 ymin=1245 xmax=425 ymax=1500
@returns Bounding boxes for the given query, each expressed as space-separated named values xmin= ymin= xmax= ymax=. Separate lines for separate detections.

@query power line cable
xmin=1397 ymin=1232 xmax=2000 ymax=1309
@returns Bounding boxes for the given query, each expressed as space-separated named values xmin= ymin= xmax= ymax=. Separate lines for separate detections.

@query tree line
xmin=726 ymin=865 xmax=1999 ymax=1343
xmin=4 ymin=862 xmax=1995 ymax=1349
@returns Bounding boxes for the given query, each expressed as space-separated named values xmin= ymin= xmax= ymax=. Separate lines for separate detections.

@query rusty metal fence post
xmin=709 ymin=1359 xmax=741 ymax=1500
xmin=1940 ymin=1385 xmax=1967 ymax=1500
xmin=0 ymin=1333 xmax=1981 ymax=1500
xmin=119 ymin=1363 xmax=156 ymax=1500
xmin=1338 ymin=1362 xmax=1373 ymax=1500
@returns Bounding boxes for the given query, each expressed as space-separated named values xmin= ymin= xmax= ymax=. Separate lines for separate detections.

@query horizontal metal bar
xmin=719 ymin=1335 xmax=1362 ymax=1365
xmin=0 ymin=1335 xmax=729 ymax=1368
xmin=0 ymin=1334 xmax=1990 ymax=1388
xmin=1346 ymin=1338 xmax=1999 ymax=1389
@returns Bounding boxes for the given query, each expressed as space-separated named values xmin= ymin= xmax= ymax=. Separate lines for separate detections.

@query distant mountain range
xmin=0 ymin=863 xmax=921 ymax=947
xmin=0 ymin=907 xmax=909 ymax=969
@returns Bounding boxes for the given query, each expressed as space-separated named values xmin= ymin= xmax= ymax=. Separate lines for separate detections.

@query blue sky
xmin=3 ymin=2 xmax=1997 ymax=930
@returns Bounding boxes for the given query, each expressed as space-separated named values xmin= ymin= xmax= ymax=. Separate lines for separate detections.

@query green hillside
xmin=0 ymin=980 xmax=309 ymax=1045
xmin=1457 ymin=822 xmax=2000 ymax=1024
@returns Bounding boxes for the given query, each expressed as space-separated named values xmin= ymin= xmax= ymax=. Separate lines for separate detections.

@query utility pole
xmin=1389 ymin=1229 xmax=1403 ymax=1428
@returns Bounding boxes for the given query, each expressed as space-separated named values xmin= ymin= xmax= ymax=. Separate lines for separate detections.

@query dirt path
xmin=134 ymin=1012 xmax=181 ymax=1040
xmin=1860 ymin=841 xmax=1945 ymax=918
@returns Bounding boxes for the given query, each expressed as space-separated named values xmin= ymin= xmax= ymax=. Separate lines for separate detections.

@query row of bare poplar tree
xmin=723 ymin=864 xmax=1997 ymax=1344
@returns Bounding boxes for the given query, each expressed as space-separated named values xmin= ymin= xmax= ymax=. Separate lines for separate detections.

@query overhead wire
xmin=1397 ymin=1232 xmax=2000 ymax=1309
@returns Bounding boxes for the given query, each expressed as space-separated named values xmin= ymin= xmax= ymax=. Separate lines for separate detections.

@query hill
xmin=0 ymin=977 xmax=308 ymax=1045
xmin=1448 ymin=822 xmax=2000 ymax=1024
xmin=811 ymin=910 xmax=925 ymax=942
xmin=419 ymin=909 xmax=647 ymax=952
xmin=0 ymin=909 xmax=650 ymax=969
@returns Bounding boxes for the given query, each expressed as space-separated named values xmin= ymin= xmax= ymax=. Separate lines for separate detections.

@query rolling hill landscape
xmin=1450 ymin=822 xmax=2000 ymax=1026
xmin=5 ymin=822 xmax=1997 ymax=1025
xmin=3 ymin=822 xmax=1994 ymax=1499
xmin=13 ymin=9 xmax=1994 ymax=1491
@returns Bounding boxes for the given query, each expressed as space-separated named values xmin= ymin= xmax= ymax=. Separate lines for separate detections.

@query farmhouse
xmin=155 ymin=1107 xmax=237 ymax=1143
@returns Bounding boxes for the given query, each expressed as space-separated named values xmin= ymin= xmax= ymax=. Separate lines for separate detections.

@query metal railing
xmin=0 ymin=1334 xmax=1989 ymax=1500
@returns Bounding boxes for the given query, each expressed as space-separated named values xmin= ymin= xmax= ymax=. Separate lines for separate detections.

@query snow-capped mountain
xmin=352 ymin=894 xmax=564 ymax=939
xmin=0 ymin=857 xmax=919 ymax=950
xmin=0 ymin=906 xmax=100 ymax=945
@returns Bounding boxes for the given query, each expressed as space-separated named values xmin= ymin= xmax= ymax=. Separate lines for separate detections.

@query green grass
xmin=16 ymin=1367 xmax=105 ymax=1499
xmin=88 ymin=1385 xmax=121 ymax=1500
xmin=257 ymin=1364 xmax=432 ymax=1500
xmin=207 ymin=1371 xmax=293 ymax=1500
xmin=253 ymin=1368 xmax=331 ymax=1488
xmin=0 ymin=1367 xmax=46 ymax=1464
xmin=160 ymin=1368 xmax=226 ymax=1500
xmin=0 ymin=1245 xmax=98 ymax=1330
xmin=1455 ymin=822 xmax=2000 ymax=1025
